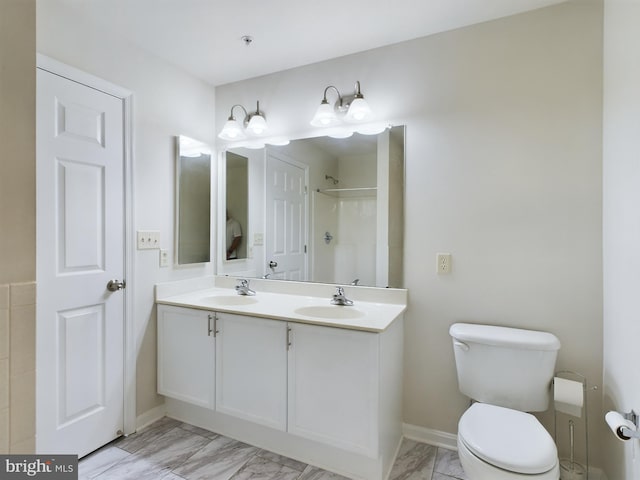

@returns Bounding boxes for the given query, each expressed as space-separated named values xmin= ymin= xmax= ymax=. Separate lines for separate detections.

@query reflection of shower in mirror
xmin=325 ymin=175 xmax=339 ymax=185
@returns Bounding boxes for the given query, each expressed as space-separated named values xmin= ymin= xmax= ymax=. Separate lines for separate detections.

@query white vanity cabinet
xmin=157 ymin=305 xmax=215 ymax=409
xmin=287 ymin=322 xmax=379 ymax=457
xmin=215 ymin=312 xmax=288 ymax=431
xmin=156 ymin=287 xmax=405 ymax=480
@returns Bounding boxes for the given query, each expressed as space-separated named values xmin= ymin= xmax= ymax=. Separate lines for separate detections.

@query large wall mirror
xmin=217 ymin=125 xmax=405 ymax=288
xmin=175 ymin=135 xmax=212 ymax=265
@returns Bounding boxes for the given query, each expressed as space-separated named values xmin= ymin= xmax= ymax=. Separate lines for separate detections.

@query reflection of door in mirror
xmin=265 ymin=152 xmax=308 ymax=280
xmin=225 ymin=152 xmax=248 ymax=261
xmin=177 ymin=136 xmax=211 ymax=265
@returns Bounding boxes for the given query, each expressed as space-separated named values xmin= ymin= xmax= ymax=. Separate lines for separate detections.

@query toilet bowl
xmin=457 ymin=403 xmax=559 ymax=480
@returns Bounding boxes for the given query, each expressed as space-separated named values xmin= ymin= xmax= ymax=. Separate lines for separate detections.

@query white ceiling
xmin=67 ymin=0 xmax=567 ymax=86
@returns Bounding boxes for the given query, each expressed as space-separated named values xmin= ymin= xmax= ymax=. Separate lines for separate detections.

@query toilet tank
xmin=449 ymin=323 xmax=560 ymax=412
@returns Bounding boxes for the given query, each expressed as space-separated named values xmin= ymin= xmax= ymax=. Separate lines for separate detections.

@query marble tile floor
xmin=79 ymin=417 xmax=468 ymax=480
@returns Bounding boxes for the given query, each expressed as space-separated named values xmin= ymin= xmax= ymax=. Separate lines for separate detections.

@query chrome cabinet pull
xmin=207 ymin=314 xmax=213 ymax=336
xmin=287 ymin=326 xmax=292 ymax=350
xmin=213 ymin=313 xmax=219 ymax=337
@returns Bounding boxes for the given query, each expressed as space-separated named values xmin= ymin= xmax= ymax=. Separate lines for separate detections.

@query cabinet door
xmin=157 ymin=305 xmax=215 ymax=409
xmin=288 ymin=323 xmax=379 ymax=457
xmin=215 ymin=313 xmax=288 ymax=430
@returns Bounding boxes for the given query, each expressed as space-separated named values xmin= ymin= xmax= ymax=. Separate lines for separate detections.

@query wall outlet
xmin=159 ymin=249 xmax=169 ymax=267
xmin=137 ymin=230 xmax=160 ymax=250
xmin=437 ymin=253 xmax=452 ymax=274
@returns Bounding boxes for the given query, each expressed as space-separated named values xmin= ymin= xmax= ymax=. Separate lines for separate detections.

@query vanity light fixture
xmin=310 ymin=81 xmax=373 ymax=128
xmin=218 ymin=101 xmax=268 ymax=141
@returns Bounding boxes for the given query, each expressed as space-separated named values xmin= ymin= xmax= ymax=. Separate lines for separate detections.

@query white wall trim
xmin=36 ymin=53 xmax=137 ymax=436
xmin=402 ymin=423 xmax=458 ymax=451
xmin=135 ymin=404 xmax=167 ymax=432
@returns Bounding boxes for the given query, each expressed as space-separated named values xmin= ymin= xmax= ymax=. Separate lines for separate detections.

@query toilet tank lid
xmin=449 ymin=323 xmax=560 ymax=351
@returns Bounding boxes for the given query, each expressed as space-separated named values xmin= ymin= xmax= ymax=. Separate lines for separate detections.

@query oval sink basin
xmin=201 ymin=295 xmax=258 ymax=306
xmin=294 ymin=306 xmax=365 ymax=319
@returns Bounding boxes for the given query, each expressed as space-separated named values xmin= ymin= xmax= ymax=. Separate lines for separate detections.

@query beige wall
xmin=0 ymin=0 xmax=36 ymax=454
xmin=216 ymin=0 xmax=604 ymax=467
xmin=602 ymin=0 xmax=640 ymax=478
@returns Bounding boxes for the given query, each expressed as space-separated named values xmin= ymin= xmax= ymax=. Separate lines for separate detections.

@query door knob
xmin=269 ymin=260 xmax=278 ymax=269
xmin=107 ymin=279 xmax=126 ymax=292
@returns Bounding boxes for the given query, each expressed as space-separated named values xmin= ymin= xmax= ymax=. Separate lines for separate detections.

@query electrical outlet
xmin=159 ymin=249 xmax=169 ymax=267
xmin=437 ymin=253 xmax=451 ymax=274
xmin=137 ymin=230 xmax=160 ymax=250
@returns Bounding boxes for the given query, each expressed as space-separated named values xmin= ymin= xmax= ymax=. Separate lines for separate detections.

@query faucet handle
xmin=335 ymin=286 xmax=344 ymax=296
xmin=237 ymin=278 xmax=249 ymax=287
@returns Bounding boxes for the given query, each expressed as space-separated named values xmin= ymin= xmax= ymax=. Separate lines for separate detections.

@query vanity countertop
xmin=156 ymin=280 xmax=407 ymax=333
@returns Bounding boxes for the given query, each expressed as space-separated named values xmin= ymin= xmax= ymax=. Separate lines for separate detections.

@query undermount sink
xmin=294 ymin=305 xmax=365 ymax=319
xmin=201 ymin=295 xmax=258 ymax=306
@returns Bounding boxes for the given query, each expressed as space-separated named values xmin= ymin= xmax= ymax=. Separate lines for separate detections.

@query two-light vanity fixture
xmin=310 ymin=81 xmax=372 ymax=128
xmin=218 ymin=80 xmax=384 ymax=146
xmin=218 ymin=101 xmax=268 ymax=141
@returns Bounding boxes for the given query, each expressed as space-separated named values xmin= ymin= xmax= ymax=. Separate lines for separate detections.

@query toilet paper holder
xmin=615 ymin=410 xmax=639 ymax=440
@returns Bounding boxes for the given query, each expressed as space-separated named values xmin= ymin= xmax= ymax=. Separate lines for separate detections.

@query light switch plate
xmin=254 ymin=233 xmax=264 ymax=246
xmin=137 ymin=230 xmax=160 ymax=250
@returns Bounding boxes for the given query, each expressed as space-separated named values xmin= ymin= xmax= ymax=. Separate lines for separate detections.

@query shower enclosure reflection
xmin=217 ymin=126 xmax=405 ymax=288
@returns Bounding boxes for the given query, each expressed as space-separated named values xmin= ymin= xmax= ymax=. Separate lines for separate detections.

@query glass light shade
xmin=355 ymin=123 xmax=387 ymax=135
xmin=326 ymin=128 xmax=354 ymax=139
xmin=247 ymin=114 xmax=268 ymax=136
xmin=310 ymin=102 xmax=340 ymax=127
xmin=218 ymin=118 xmax=246 ymax=140
xmin=344 ymin=97 xmax=373 ymax=123
xmin=265 ymin=137 xmax=290 ymax=146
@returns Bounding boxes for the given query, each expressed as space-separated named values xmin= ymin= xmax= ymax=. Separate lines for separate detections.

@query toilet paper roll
xmin=605 ymin=411 xmax=636 ymax=441
xmin=553 ymin=377 xmax=584 ymax=417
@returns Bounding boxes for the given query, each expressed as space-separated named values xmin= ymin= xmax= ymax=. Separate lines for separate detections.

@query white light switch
xmin=137 ymin=230 xmax=160 ymax=250
xmin=437 ymin=253 xmax=452 ymax=274
xmin=254 ymin=233 xmax=264 ymax=246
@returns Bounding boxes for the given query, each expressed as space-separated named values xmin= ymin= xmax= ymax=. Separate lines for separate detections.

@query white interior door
xmin=265 ymin=153 xmax=307 ymax=280
xmin=36 ymin=68 xmax=125 ymax=457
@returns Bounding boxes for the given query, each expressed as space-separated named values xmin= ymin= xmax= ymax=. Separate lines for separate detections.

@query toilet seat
xmin=458 ymin=403 xmax=557 ymax=475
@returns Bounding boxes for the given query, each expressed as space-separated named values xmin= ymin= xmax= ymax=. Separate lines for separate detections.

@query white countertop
xmin=156 ymin=279 xmax=407 ymax=333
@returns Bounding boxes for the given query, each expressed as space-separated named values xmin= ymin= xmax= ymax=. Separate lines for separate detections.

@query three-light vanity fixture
xmin=218 ymin=101 xmax=268 ymax=141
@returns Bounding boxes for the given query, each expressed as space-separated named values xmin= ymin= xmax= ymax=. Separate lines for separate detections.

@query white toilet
xmin=449 ymin=323 xmax=561 ymax=480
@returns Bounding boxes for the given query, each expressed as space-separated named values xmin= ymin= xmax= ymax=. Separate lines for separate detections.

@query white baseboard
xmin=402 ymin=423 xmax=457 ymax=451
xmin=135 ymin=403 xmax=167 ymax=432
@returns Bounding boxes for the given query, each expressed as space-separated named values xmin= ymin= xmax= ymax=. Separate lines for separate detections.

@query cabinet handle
xmin=287 ymin=326 xmax=292 ymax=350
xmin=207 ymin=314 xmax=213 ymax=336
xmin=213 ymin=313 xmax=219 ymax=337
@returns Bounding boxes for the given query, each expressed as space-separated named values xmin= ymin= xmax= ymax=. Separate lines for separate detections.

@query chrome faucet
xmin=235 ymin=279 xmax=256 ymax=296
xmin=330 ymin=286 xmax=354 ymax=306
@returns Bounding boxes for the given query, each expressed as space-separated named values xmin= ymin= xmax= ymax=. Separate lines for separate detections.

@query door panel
xmin=265 ymin=154 xmax=307 ymax=280
xmin=216 ymin=314 xmax=287 ymax=430
xmin=37 ymin=68 xmax=125 ymax=457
